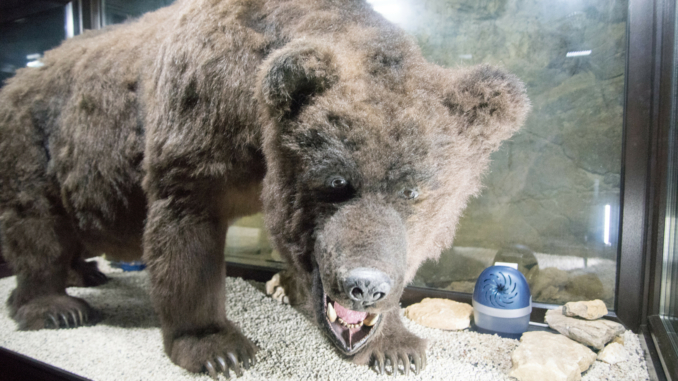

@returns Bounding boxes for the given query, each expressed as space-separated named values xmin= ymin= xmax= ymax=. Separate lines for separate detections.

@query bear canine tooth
xmin=327 ymin=302 xmax=337 ymax=323
xmin=364 ymin=313 xmax=380 ymax=327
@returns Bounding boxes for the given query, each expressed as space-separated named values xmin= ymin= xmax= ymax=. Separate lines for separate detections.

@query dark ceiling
xmin=0 ymin=0 xmax=72 ymax=24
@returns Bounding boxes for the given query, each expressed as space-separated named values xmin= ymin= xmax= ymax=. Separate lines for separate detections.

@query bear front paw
xmin=168 ymin=322 xmax=258 ymax=378
xmin=10 ymin=294 xmax=98 ymax=330
xmin=351 ymin=312 xmax=428 ymax=376
xmin=368 ymin=343 xmax=427 ymax=376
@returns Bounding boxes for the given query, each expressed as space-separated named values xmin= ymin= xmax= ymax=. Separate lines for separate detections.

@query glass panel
xmin=225 ymin=0 xmax=627 ymax=309
xmin=0 ymin=7 xmax=67 ymax=87
xmin=225 ymin=213 xmax=283 ymax=269
xmin=658 ymin=0 xmax=678 ymax=354
xmin=103 ymin=0 xmax=175 ymax=26
xmin=379 ymin=0 xmax=627 ymax=308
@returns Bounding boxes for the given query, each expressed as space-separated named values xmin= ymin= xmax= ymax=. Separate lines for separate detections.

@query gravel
xmin=0 ymin=266 xmax=650 ymax=381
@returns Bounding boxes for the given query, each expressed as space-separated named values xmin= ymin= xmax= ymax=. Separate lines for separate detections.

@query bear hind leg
xmin=2 ymin=210 xmax=97 ymax=330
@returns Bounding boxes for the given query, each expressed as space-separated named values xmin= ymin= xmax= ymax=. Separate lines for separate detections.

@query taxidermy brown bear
xmin=0 ymin=0 xmax=529 ymax=377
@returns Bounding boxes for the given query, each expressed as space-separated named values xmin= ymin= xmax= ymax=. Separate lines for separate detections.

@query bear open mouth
xmin=322 ymin=294 xmax=381 ymax=354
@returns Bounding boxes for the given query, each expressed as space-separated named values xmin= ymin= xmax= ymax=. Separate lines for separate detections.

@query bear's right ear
xmin=258 ymin=41 xmax=338 ymax=119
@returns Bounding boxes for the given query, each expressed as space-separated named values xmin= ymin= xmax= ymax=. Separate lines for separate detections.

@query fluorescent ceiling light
xmin=566 ymin=50 xmax=592 ymax=57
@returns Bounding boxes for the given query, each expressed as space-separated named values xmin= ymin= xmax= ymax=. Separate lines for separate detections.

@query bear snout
xmin=342 ymin=267 xmax=392 ymax=307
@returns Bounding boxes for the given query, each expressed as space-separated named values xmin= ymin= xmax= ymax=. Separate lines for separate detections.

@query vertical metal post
xmin=616 ymin=0 xmax=658 ymax=331
xmin=80 ymin=0 xmax=103 ymax=30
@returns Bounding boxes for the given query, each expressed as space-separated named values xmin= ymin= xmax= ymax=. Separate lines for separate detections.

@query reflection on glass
xmin=0 ymin=7 xmax=66 ymax=86
xmin=225 ymin=214 xmax=283 ymax=269
xmin=104 ymin=0 xmax=175 ymax=26
xmin=401 ymin=0 xmax=626 ymax=308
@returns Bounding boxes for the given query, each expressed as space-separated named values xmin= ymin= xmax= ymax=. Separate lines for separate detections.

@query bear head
xmin=257 ymin=37 xmax=530 ymax=355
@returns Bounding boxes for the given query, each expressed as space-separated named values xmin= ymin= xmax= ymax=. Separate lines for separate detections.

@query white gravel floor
xmin=0 ymin=265 xmax=651 ymax=381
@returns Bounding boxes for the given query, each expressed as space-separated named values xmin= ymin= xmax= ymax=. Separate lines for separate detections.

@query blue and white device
xmin=472 ymin=265 xmax=532 ymax=338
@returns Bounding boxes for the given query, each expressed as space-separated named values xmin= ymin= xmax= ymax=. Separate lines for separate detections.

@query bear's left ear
xmin=258 ymin=40 xmax=338 ymax=119
xmin=442 ymin=64 xmax=531 ymax=151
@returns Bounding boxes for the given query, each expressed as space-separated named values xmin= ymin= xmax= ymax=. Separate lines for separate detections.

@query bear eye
xmin=400 ymin=188 xmax=419 ymax=200
xmin=330 ymin=176 xmax=348 ymax=189
xmin=321 ymin=176 xmax=355 ymax=203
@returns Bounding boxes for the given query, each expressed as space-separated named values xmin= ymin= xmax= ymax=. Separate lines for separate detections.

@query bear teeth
xmin=364 ymin=313 xmax=380 ymax=327
xmin=326 ymin=302 xmax=337 ymax=323
xmin=337 ymin=317 xmax=363 ymax=329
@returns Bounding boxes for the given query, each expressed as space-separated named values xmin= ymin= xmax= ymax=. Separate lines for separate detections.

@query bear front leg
xmin=2 ymin=210 xmax=97 ymax=330
xmin=143 ymin=197 xmax=257 ymax=378
xmin=351 ymin=308 xmax=427 ymax=376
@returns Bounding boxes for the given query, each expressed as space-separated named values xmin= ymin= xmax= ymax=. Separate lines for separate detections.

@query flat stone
xmin=597 ymin=342 xmax=629 ymax=364
xmin=563 ymin=299 xmax=608 ymax=320
xmin=545 ymin=308 xmax=625 ymax=349
xmin=404 ymin=298 xmax=473 ymax=330
xmin=510 ymin=331 xmax=597 ymax=381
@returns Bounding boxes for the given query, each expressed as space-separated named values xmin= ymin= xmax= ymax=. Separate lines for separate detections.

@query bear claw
xmin=204 ymin=352 xmax=249 ymax=380
xmin=226 ymin=351 xmax=243 ymax=376
xmin=204 ymin=360 xmax=219 ymax=379
xmin=47 ymin=313 xmax=59 ymax=328
xmin=371 ymin=350 xmax=425 ymax=376
xmin=206 ymin=349 xmax=257 ymax=378
xmin=216 ymin=356 xmax=229 ymax=378
xmin=45 ymin=307 xmax=89 ymax=329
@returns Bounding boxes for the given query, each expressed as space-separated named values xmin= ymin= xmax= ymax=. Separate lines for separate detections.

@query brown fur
xmin=0 ymin=0 xmax=529 ymax=375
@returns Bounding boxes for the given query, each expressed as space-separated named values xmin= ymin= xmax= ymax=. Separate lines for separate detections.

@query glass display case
xmin=0 ymin=0 xmax=675 ymax=378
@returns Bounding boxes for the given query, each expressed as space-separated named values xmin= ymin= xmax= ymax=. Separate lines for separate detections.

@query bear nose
xmin=342 ymin=267 xmax=392 ymax=306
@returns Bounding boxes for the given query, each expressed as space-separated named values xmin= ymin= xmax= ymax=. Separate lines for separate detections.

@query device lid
xmin=473 ymin=265 xmax=531 ymax=310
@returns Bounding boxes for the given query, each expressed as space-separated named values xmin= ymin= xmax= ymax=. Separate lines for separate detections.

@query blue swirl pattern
xmin=480 ymin=271 xmax=519 ymax=308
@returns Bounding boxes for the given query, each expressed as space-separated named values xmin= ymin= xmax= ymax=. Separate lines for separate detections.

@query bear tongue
xmin=334 ymin=301 xmax=367 ymax=324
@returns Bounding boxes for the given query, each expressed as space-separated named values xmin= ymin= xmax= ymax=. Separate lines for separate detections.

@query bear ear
xmin=442 ymin=64 xmax=531 ymax=151
xmin=258 ymin=41 xmax=338 ymax=119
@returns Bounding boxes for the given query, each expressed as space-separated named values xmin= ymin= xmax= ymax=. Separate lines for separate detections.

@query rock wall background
xmin=394 ymin=0 xmax=626 ymax=305
xmin=396 ymin=0 xmax=626 ymax=258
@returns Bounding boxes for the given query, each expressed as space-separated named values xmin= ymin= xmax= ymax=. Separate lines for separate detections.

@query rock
xmin=492 ymin=244 xmax=539 ymax=284
xmin=563 ymin=299 xmax=607 ymax=320
xmin=404 ymin=298 xmax=473 ymax=330
xmin=509 ymin=331 xmax=597 ymax=381
xmin=565 ymin=273 xmax=605 ymax=300
xmin=531 ymin=267 xmax=569 ymax=299
xmin=545 ymin=308 xmax=625 ymax=349
xmin=597 ymin=342 xmax=628 ymax=364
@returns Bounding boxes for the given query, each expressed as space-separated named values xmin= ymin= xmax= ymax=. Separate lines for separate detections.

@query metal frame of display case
xmin=642 ymin=0 xmax=678 ymax=378
xmin=0 ymin=0 xmax=676 ymax=379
